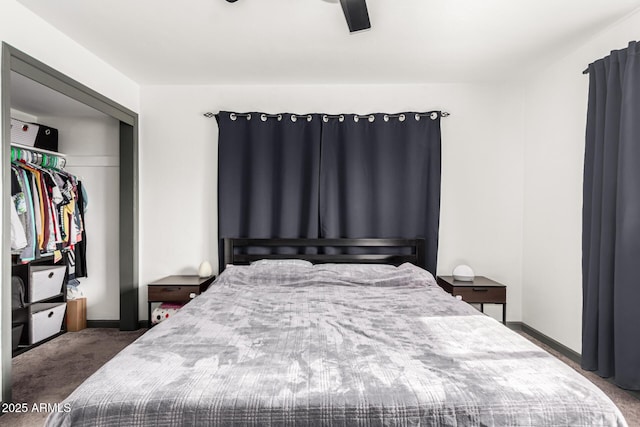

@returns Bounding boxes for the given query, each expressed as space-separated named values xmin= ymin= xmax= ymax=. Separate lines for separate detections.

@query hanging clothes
xmin=10 ymin=147 xmax=88 ymax=264
xmin=14 ymin=167 xmax=37 ymax=262
xmin=10 ymin=168 xmax=27 ymax=251
xmin=74 ymin=181 xmax=88 ymax=278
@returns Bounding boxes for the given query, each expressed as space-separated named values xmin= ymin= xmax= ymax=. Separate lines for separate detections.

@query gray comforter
xmin=46 ymin=263 xmax=627 ymax=426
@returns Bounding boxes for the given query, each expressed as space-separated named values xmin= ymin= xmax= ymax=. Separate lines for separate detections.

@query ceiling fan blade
xmin=339 ymin=0 xmax=371 ymax=32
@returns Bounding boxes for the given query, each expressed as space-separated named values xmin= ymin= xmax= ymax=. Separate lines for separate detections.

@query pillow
xmin=250 ymin=259 xmax=313 ymax=268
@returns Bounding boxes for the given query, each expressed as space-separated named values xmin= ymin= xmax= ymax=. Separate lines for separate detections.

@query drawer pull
xmin=48 ymin=311 xmax=54 ymax=318
xmin=48 ymin=272 xmax=55 ymax=279
xmin=472 ymin=288 xmax=489 ymax=292
xmin=189 ymin=293 xmax=196 ymax=299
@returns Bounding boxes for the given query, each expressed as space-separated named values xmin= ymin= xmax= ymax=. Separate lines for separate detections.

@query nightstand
xmin=147 ymin=275 xmax=215 ymax=327
xmin=436 ymin=275 xmax=507 ymax=324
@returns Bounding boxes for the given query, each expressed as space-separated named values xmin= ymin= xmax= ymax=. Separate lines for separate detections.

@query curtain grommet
xmin=415 ymin=114 xmax=421 ymax=121
xmin=339 ymin=115 xmax=345 ymax=122
xmin=399 ymin=114 xmax=406 ymax=122
xmin=430 ymin=112 xmax=438 ymax=120
xmin=246 ymin=113 xmax=252 ymax=121
xmin=291 ymin=115 xmax=297 ymax=122
xmin=323 ymin=115 xmax=329 ymax=123
xmin=277 ymin=114 xmax=282 ymax=121
xmin=354 ymin=115 xmax=360 ymax=123
xmin=230 ymin=113 xmax=237 ymax=121
xmin=384 ymin=115 xmax=389 ymax=122
xmin=368 ymin=115 xmax=375 ymax=122
xmin=261 ymin=114 xmax=267 ymax=122
xmin=307 ymin=115 xmax=312 ymax=122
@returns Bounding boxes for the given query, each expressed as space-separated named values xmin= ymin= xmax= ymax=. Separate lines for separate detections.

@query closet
xmin=10 ymin=131 xmax=78 ymax=355
xmin=1 ymin=44 xmax=139 ymax=402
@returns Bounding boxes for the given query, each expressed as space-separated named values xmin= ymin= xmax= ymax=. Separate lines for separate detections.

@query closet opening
xmin=1 ymin=43 xmax=139 ymax=403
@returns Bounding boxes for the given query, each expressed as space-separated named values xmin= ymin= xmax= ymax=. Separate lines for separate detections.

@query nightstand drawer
xmin=437 ymin=275 xmax=507 ymax=324
xmin=148 ymin=285 xmax=200 ymax=302
xmin=452 ymin=287 xmax=506 ymax=303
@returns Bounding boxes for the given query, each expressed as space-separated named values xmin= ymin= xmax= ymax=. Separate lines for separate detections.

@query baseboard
xmin=506 ymin=321 xmax=523 ymax=331
xmin=507 ymin=321 xmax=582 ymax=364
xmin=87 ymin=320 xmax=149 ymax=329
xmin=87 ymin=320 xmax=120 ymax=329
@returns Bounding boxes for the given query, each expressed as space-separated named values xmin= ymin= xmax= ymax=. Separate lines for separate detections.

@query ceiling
xmin=17 ymin=0 xmax=640 ymax=85
xmin=10 ymin=72 xmax=107 ymax=119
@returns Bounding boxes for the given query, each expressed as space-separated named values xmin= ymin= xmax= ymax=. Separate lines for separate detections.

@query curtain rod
xmin=203 ymin=111 xmax=451 ymax=121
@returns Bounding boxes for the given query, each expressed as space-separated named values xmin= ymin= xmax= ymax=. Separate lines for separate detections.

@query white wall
xmin=139 ymin=83 xmax=525 ymax=323
xmin=1 ymin=0 xmax=139 ymax=402
xmin=0 ymin=0 xmax=139 ymax=111
xmin=522 ymin=10 xmax=640 ymax=352
xmin=40 ymin=115 xmax=121 ymax=321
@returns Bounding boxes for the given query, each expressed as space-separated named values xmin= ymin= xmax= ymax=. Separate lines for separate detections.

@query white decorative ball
xmin=453 ymin=264 xmax=474 ymax=282
xmin=198 ymin=261 xmax=213 ymax=278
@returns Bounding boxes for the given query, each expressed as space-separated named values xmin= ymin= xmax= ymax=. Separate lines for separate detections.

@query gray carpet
xmin=2 ymin=327 xmax=638 ymax=426
xmin=3 ymin=328 xmax=146 ymax=427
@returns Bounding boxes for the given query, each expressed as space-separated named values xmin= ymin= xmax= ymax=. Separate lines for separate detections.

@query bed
xmin=46 ymin=238 xmax=627 ymax=426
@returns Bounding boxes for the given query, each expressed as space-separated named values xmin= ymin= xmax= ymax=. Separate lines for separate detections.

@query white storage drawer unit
xmin=10 ymin=118 xmax=38 ymax=146
xmin=30 ymin=302 xmax=67 ymax=344
xmin=29 ymin=265 xmax=66 ymax=303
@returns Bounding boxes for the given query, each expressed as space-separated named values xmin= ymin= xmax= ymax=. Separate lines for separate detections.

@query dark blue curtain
xmin=582 ymin=41 xmax=640 ymax=390
xmin=217 ymin=112 xmax=322 ymax=260
xmin=217 ymin=111 xmax=442 ymax=274
xmin=319 ymin=113 xmax=441 ymax=274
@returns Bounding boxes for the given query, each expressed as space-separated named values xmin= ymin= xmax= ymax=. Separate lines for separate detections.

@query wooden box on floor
xmin=66 ymin=298 xmax=87 ymax=332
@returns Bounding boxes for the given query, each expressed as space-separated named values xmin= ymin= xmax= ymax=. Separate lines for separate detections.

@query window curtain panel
xmin=217 ymin=112 xmax=322 ymax=257
xmin=319 ymin=113 xmax=442 ymax=274
xmin=582 ymin=41 xmax=640 ymax=390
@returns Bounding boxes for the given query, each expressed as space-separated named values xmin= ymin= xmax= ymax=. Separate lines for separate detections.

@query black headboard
xmin=222 ymin=238 xmax=426 ymax=272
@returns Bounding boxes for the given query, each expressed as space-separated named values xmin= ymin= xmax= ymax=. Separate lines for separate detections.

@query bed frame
xmin=222 ymin=238 xmax=426 ymax=271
